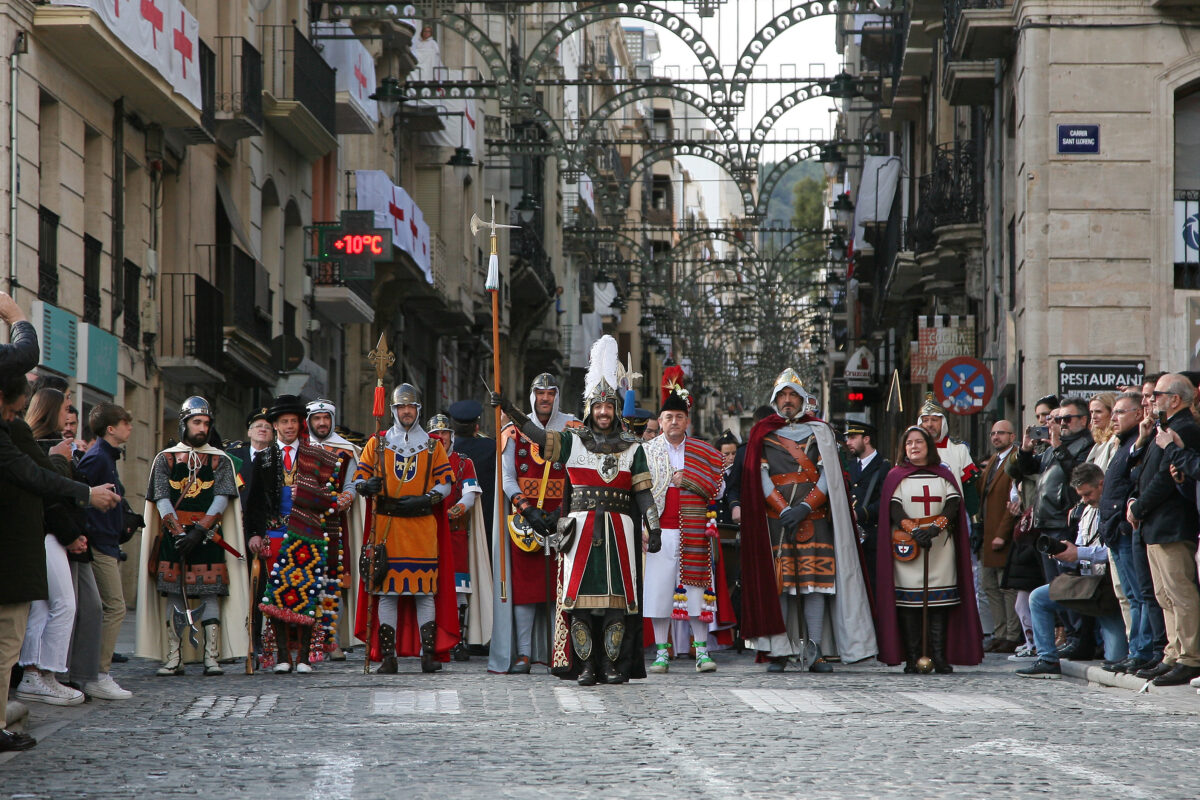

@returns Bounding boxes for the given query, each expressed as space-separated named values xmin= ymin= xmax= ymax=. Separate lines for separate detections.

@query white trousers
xmin=643 ymin=528 xmax=709 ymax=618
xmin=20 ymin=535 xmax=77 ymax=673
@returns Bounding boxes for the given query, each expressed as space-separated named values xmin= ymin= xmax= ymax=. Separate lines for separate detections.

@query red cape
xmin=873 ymin=462 xmax=984 ymax=666
xmin=354 ymin=497 xmax=460 ymax=662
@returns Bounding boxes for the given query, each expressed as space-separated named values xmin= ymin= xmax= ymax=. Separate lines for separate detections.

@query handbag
xmin=1048 ymin=571 xmax=1119 ymax=617
xmin=359 ymin=542 xmax=388 ymax=590
xmin=1014 ymin=507 xmax=1037 ymax=540
xmin=509 ymin=460 xmax=552 ymax=553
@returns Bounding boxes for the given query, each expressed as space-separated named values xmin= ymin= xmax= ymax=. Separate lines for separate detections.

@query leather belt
xmin=376 ymin=496 xmax=429 ymax=518
xmin=569 ymin=486 xmax=634 ymax=517
xmin=771 ymin=470 xmax=819 ymax=486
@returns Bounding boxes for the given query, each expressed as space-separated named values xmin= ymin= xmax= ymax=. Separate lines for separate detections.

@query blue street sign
xmin=1057 ymin=124 xmax=1099 ymax=154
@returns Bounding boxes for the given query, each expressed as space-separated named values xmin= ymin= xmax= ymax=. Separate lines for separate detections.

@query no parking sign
xmin=933 ymin=356 xmax=993 ymax=416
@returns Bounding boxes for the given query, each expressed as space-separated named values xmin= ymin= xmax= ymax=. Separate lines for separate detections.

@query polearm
xmin=471 ymin=197 xmax=518 ymax=603
xmin=364 ymin=333 xmax=395 ymax=673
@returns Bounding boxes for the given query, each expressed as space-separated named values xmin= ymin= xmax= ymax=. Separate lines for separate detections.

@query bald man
xmin=978 ymin=420 xmax=1021 ymax=652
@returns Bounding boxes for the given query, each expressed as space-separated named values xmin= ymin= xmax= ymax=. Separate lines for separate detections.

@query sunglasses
xmin=1152 ymin=390 xmax=1177 ymax=398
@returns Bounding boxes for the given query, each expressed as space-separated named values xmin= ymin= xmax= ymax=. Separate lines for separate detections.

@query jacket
xmin=0 ymin=417 xmax=90 ymax=506
xmin=0 ymin=320 xmax=39 ymax=379
xmin=1098 ymin=427 xmax=1138 ymax=546
xmin=849 ymin=451 xmax=890 ymax=538
xmin=1131 ymin=408 xmax=1200 ymax=546
xmin=978 ymin=448 xmax=1018 ymax=568
xmin=77 ymin=437 xmax=127 ymax=558
xmin=1013 ymin=429 xmax=1094 ymax=531
xmin=0 ymin=419 xmax=52 ymax=603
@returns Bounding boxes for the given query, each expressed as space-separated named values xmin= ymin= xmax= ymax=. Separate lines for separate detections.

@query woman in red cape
xmin=874 ymin=427 xmax=984 ymax=668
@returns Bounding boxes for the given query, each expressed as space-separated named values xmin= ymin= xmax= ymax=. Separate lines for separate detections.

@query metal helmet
xmin=427 ymin=413 xmax=452 ymax=433
xmin=178 ymin=396 xmax=213 ymax=441
xmin=530 ymin=372 xmax=557 ymax=393
xmin=392 ymin=383 xmax=421 ymax=407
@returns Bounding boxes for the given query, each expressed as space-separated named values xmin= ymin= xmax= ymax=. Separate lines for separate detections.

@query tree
xmin=790 ymin=176 xmax=826 ymax=261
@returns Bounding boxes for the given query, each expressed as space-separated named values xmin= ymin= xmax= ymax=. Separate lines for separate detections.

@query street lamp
xmin=826 ymin=71 xmax=860 ymax=100
xmin=830 ymin=193 xmax=855 ymax=229
xmin=818 ymin=144 xmax=845 ymax=181
xmin=827 ymin=233 xmax=848 ymax=262
xmin=369 ymin=77 xmax=404 ymax=119
xmin=515 ymin=192 xmax=538 ymax=224
xmin=448 ymin=146 xmax=475 ymax=183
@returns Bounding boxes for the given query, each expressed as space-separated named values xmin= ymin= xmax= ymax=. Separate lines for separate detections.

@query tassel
xmin=700 ymin=585 xmax=716 ymax=623
xmin=485 ymin=252 xmax=500 ymax=291
xmin=372 ymin=382 xmax=386 ymax=418
xmin=705 ymin=508 xmax=719 ymax=539
xmin=672 ymin=584 xmax=689 ymax=620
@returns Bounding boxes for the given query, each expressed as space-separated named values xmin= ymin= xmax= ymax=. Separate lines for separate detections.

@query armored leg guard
xmin=929 ymin=609 xmax=953 ymax=674
xmin=601 ymin=616 xmax=626 ymax=685
xmin=420 ymin=621 xmax=442 ymax=673
xmin=156 ymin=622 xmax=185 ymax=676
xmin=452 ymin=605 xmax=470 ymax=662
xmin=202 ymin=620 xmax=224 ymax=676
xmin=571 ymin=616 xmax=597 ymax=686
xmin=377 ymin=624 xmax=398 ymax=674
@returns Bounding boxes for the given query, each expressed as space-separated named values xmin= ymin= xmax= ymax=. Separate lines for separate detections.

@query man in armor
xmin=491 ymin=336 xmax=661 ymax=686
xmin=739 ymin=370 xmax=877 ymax=673
xmin=353 ymin=383 xmax=458 ymax=674
xmin=642 ymin=378 xmax=733 ymax=674
xmin=427 ymin=412 xmax=491 ymax=661
xmin=490 ymin=372 xmax=580 ymax=674
xmin=917 ymin=393 xmax=980 ymax=509
xmin=135 ymin=397 xmax=249 ymax=676
xmin=304 ymin=399 xmax=363 ymax=659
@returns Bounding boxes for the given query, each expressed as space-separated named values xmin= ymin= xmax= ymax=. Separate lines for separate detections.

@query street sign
xmin=933 ymin=356 xmax=993 ymax=416
xmin=844 ymin=344 xmax=874 ymax=385
xmin=317 ymin=209 xmax=392 ymax=280
xmin=1057 ymin=360 xmax=1144 ymax=396
xmin=1057 ymin=124 xmax=1099 ymax=154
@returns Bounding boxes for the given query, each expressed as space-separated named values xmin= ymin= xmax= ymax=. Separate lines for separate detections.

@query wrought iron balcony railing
xmin=259 ymin=25 xmax=336 ymax=136
xmin=943 ymin=0 xmax=1006 ymax=71
xmin=160 ymin=273 xmax=224 ymax=372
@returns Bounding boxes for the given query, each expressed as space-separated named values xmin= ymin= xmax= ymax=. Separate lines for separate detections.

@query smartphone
xmin=1027 ymin=425 xmax=1049 ymax=441
xmin=1156 ymin=408 xmax=1167 ymax=427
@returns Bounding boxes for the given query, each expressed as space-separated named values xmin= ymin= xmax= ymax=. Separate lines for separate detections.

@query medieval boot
xmin=420 ymin=621 xmax=442 ymax=673
xmin=900 ymin=609 xmax=921 ymax=674
xmin=202 ymin=620 xmax=224 ymax=676
xmin=601 ymin=617 xmax=626 ymax=684
xmin=376 ymin=624 xmax=398 ymax=674
xmin=156 ymin=622 xmax=185 ymax=676
xmin=929 ymin=609 xmax=953 ymax=674
xmin=572 ymin=617 xmax=597 ymax=686
xmin=452 ymin=605 xmax=471 ymax=662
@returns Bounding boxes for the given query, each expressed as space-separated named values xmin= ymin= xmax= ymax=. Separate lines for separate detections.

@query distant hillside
xmin=759 ymin=160 xmax=823 ymax=227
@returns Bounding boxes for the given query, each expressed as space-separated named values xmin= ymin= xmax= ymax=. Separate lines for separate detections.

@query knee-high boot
xmin=899 ymin=609 xmax=921 ymax=674
xmin=420 ymin=621 xmax=442 ymax=673
xmin=452 ymin=605 xmax=470 ymax=662
xmin=571 ymin=615 xmax=597 ymax=686
xmin=202 ymin=620 xmax=224 ymax=676
xmin=157 ymin=622 xmax=185 ymax=676
xmin=929 ymin=608 xmax=953 ymax=674
xmin=601 ymin=614 xmax=626 ymax=685
xmin=377 ymin=624 xmax=398 ymax=674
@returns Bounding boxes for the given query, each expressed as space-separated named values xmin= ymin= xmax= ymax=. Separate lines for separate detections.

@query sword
xmin=172 ymin=552 xmax=201 ymax=649
xmin=208 ymin=531 xmax=244 ymax=560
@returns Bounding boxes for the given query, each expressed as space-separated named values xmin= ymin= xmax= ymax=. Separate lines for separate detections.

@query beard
xmin=185 ymin=431 xmax=208 ymax=448
xmin=312 ymin=424 xmax=331 ymax=439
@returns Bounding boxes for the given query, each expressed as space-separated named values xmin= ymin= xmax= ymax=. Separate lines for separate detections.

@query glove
xmin=522 ymin=506 xmax=554 ymax=536
xmin=396 ymin=493 xmax=433 ymax=516
xmin=489 ymin=391 xmax=516 ymax=417
xmin=174 ymin=524 xmax=207 ymax=558
xmin=356 ymin=477 xmax=383 ymax=497
xmin=647 ymin=528 xmax=662 ymax=554
xmin=968 ymin=528 xmax=983 ymax=557
xmin=912 ymin=525 xmax=937 ymax=549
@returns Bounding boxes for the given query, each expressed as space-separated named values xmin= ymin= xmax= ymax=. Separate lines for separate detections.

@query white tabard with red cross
xmin=892 ymin=474 xmax=962 ymax=607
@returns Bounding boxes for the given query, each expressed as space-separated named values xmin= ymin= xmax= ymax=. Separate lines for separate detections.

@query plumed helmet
xmin=178 ymin=396 xmax=213 ymax=440
xmin=427 ymin=413 xmax=452 ymax=433
xmin=392 ymin=383 xmax=421 ymax=406
xmin=530 ymin=372 xmax=558 ymax=392
xmin=919 ymin=391 xmax=944 ymax=419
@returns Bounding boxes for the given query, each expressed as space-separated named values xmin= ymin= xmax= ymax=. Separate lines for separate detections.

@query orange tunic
xmin=355 ymin=437 xmax=453 ymax=595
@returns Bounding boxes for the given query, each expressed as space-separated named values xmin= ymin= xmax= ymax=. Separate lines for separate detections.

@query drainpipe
xmin=992 ymin=60 xmax=1004 ymax=324
xmin=9 ymin=31 xmax=25 ymax=294
xmin=111 ymin=99 xmax=125 ymax=323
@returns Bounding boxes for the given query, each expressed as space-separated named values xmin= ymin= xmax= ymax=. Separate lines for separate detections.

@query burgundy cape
xmin=354 ymin=497 xmax=460 ymax=663
xmin=874 ymin=462 xmax=984 ymax=666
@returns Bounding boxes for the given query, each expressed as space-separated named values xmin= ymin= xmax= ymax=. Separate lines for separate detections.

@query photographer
xmin=1125 ymin=373 xmax=1200 ymax=686
xmin=1012 ymin=396 xmax=1095 ymax=658
xmin=1016 ymin=464 xmax=1128 ymax=678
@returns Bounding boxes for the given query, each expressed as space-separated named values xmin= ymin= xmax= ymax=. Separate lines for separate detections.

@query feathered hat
xmin=583 ymin=335 xmax=621 ymax=413
xmin=659 ymin=364 xmax=690 ymax=414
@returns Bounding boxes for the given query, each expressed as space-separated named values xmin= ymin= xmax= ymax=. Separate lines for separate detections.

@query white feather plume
xmin=583 ymin=335 xmax=619 ymax=402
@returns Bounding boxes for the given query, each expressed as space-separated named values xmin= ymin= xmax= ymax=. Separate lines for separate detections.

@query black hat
xmin=448 ymin=399 xmax=483 ymax=422
xmin=266 ymin=394 xmax=306 ymax=422
xmin=844 ymin=420 xmax=877 ymax=438
xmin=246 ymin=406 xmax=270 ymax=428
xmin=659 ymin=391 xmax=690 ymax=415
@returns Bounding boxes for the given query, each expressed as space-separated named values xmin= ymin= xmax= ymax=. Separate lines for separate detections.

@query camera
xmin=1036 ymin=533 xmax=1069 ymax=556
xmin=1027 ymin=425 xmax=1050 ymax=441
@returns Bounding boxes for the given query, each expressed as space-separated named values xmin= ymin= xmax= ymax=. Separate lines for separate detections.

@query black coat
xmin=0 ymin=419 xmax=52 ymax=604
xmin=1014 ymin=430 xmax=1094 ymax=531
xmin=1098 ymin=428 xmax=1138 ymax=546
xmin=849 ymin=452 xmax=890 ymax=536
xmin=1131 ymin=408 xmax=1200 ymax=546
xmin=454 ymin=435 xmax=496 ymax=536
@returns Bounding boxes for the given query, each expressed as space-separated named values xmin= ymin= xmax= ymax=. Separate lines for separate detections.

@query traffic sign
xmin=933 ymin=356 xmax=993 ymax=416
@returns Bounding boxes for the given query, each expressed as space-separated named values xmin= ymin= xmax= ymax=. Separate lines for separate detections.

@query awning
xmin=852 ymin=155 xmax=901 ymax=255
xmin=216 ymin=173 xmax=259 ymax=261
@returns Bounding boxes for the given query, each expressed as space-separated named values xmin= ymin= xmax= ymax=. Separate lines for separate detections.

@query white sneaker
xmin=1190 ymin=674 xmax=1200 ymax=689
xmin=1008 ymin=644 xmax=1038 ymax=662
xmin=273 ymin=662 xmax=292 ymax=674
xmin=84 ymin=673 xmax=133 ymax=701
xmin=16 ymin=672 xmax=85 ymax=706
xmin=294 ymin=663 xmax=313 ymax=674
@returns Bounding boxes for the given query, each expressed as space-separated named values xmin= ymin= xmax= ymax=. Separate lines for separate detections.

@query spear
xmin=471 ymin=196 xmax=517 ymax=602
xmin=364 ymin=332 xmax=395 ymax=673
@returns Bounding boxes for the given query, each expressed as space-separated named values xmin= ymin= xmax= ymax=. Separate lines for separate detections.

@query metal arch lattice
xmin=519 ymin=2 xmax=730 ymax=105
xmin=607 ymin=143 xmax=754 ymax=216
xmin=575 ymin=84 xmax=738 ymax=155
xmin=753 ymin=145 xmax=824 ymax=219
xmin=745 ymin=83 xmax=829 ymax=166
xmin=437 ymin=12 xmax=512 ymax=86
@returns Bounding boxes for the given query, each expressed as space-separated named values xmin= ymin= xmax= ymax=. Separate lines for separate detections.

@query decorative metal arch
xmin=565 ymin=226 xmax=650 ymax=264
xmin=745 ymin=83 xmax=828 ymax=166
xmin=520 ymin=3 xmax=729 ymax=104
xmin=769 ymin=229 xmax=833 ymax=265
xmin=609 ymin=143 xmax=753 ymax=215
xmin=438 ymin=12 xmax=512 ymax=84
xmin=646 ymin=227 xmax=762 ymax=274
xmin=728 ymin=0 xmax=884 ymax=104
xmin=576 ymin=84 xmax=737 ymax=154
xmin=752 ymin=145 xmax=824 ymax=219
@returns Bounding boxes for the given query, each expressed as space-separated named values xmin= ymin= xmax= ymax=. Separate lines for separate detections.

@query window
xmin=37 ymin=207 xmax=59 ymax=304
xmin=122 ymin=260 xmax=140 ymax=347
xmin=83 ymin=235 xmax=102 ymax=325
xmin=1175 ymin=85 xmax=1200 ymax=285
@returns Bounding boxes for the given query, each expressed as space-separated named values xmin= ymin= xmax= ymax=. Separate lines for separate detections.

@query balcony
xmin=510 ymin=224 xmax=556 ymax=305
xmin=199 ymin=243 xmax=276 ymax=386
xmin=213 ymin=36 xmax=264 ymax=147
xmin=33 ymin=3 xmax=204 ymax=130
xmin=312 ymin=259 xmax=374 ymax=325
xmin=159 ymin=273 xmax=225 ymax=384
xmin=948 ymin=0 xmax=1015 ymax=61
xmin=259 ymin=25 xmax=337 ymax=160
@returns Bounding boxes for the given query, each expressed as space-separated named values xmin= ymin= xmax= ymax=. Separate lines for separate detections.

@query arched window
xmin=1174 ymin=85 xmax=1200 ymax=287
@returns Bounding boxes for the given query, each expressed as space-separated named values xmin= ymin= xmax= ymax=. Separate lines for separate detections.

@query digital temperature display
xmin=317 ymin=210 xmax=392 ymax=280
xmin=330 ymin=234 xmax=385 ymax=256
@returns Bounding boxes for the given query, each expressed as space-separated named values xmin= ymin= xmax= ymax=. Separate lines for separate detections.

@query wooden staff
xmin=245 ymin=556 xmax=261 ymax=674
xmin=471 ymin=196 xmax=517 ymax=602
xmin=365 ymin=333 xmax=395 ymax=673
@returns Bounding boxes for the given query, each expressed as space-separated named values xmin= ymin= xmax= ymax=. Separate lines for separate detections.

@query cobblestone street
xmin=6 ymin=646 xmax=1200 ymax=799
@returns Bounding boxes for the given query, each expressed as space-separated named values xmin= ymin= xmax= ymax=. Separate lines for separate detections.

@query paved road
xmin=5 ymin=648 xmax=1199 ymax=799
